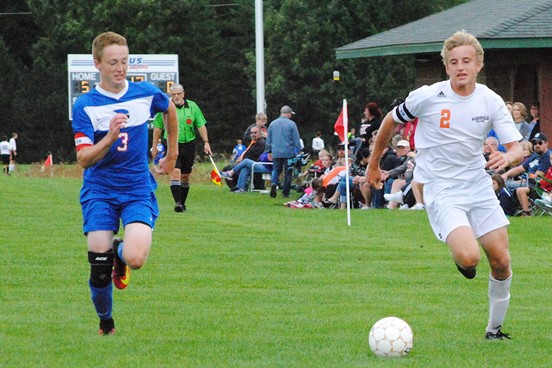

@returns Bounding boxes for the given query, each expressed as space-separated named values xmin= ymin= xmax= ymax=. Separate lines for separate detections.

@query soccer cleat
xmin=270 ymin=184 xmax=277 ymax=198
xmin=174 ymin=202 xmax=184 ymax=212
xmin=98 ymin=318 xmax=115 ymax=336
xmin=485 ymin=326 xmax=511 ymax=340
xmin=455 ymin=263 xmax=476 ymax=279
xmin=112 ymin=237 xmax=130 ymax=290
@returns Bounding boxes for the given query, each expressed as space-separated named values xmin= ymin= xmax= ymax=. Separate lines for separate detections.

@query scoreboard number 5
xmin=440 ymin=109 xmax=451 ymax=128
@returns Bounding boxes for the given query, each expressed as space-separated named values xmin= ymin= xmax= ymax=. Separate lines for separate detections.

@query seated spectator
xmin=502 ymin=140 xmax=533 ymax=190
xmin=222 ymin=127 xmax=267 ymax=191
xmin=284 ymin=177 xmax=324 ymax=208
xmin=220 ymin=152 xmax=272 ymax=193
xmin=534 ymin=152 xmax=552 ymax=208
xmin=492 ymin=173 xmax=519 ymax=216
xmin=502 ymin=133 xmax=551 ymax=216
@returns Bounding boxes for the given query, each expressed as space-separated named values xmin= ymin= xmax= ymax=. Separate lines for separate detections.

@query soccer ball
xmin=368 ymin=316 xmax=413 ymax=358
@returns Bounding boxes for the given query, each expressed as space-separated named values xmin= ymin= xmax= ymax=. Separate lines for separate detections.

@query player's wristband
xmin=204 ymin=141 xmax=209 ymax=144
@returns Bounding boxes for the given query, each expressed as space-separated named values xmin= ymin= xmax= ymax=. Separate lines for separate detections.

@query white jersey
xmin=393 ymin=80 xmax=522 ymax=183
xmin=9 ymin=138 xmax=16 ymax=152
xmin=0 ymin=141 xmax=11 ymax=155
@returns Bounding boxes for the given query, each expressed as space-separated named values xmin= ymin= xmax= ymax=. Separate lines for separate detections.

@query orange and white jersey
xmin=393 ymin=81 xmax=522 ymax=183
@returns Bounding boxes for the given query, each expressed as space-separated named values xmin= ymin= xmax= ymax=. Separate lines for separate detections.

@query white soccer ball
xmin=368 ymin=316 xmax=413 ymax=358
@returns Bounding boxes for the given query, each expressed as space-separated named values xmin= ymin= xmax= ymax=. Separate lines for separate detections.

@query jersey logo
xmin=436 ymin=91 xmax=447 ymax=98
xmin=471 ymin=115 xmax=490 ymax=124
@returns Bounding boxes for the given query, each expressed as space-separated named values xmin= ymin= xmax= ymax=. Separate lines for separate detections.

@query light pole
xmin=255 ymin=0 xmax=265 ymax=114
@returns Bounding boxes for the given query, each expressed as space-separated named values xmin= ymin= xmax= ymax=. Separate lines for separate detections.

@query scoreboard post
xmin=67 ymin=54 xmax=179 ymax=120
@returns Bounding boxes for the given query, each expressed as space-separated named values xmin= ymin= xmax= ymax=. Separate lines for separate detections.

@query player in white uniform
xmin=367 ymin=31 xmax=523 ymax=340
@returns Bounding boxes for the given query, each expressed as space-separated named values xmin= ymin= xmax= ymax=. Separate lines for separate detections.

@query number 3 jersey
xmin=72 ymin=80 xmax=170 ymax=194
xmin=392 ymin=80 xmax=522 ymax=183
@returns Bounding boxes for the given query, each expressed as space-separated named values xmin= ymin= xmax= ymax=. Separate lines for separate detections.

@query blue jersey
xmin=72 ymin=81 xmax=170 ymax=195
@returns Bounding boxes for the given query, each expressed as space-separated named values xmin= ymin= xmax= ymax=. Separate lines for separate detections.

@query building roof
xmin=336 ymin=0 xmax=552 ymax=60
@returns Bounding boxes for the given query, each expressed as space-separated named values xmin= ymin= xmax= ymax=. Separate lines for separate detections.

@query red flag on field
xmin=210 ymin=169 xmax=222 ymax=187
xmin=334 ymin=99 xmax=348 ymax=143
xmin=44 ymin=154 xmax=53 ymax=167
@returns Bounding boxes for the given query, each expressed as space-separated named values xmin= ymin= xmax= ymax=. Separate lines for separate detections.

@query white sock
xmin=486 ymin=272 xmax=512 ymax=333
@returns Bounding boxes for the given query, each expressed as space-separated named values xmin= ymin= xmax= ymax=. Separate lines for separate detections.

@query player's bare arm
xmin=76 ymin=113 xmax=128 ymax=169
xmin=366 ymin=111 xmax=397 ymax=189
xmin=157 ymin=100 xmax=178 ymax=175
xmin=486 ymin=141 xmax=523 ymax=172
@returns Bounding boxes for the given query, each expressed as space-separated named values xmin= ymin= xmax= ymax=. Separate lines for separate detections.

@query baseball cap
xmin=531 ymin=132 xmax=548 ymax=142
xmin=397 ymin=140 xmax=410 ymax=147
xmin=280 ymin=105 xmax=295 ymax=115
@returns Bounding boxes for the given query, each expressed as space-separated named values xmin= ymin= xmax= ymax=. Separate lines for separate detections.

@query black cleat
xmin=456 ymin=263 xmax=476 ymax=279
xmin=270 ymin=184 xmax=277 ymax=198
xmin=485 ymin=326 xmax=511 ymax=340
xmin=174 ymin=202 xmax=184 ymax=212
xmin=99 ymin=318 xmax=115 ymax=336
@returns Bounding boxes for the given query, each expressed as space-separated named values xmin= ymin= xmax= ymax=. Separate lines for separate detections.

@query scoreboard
xmin=67 ymin=54 xmax=179 ymax=120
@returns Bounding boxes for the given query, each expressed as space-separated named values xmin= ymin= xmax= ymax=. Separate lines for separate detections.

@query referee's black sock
xmin=180 ymin=183 xmax=190 ymax=205
xmin=170 ymin=180 xmax=182 ymax=204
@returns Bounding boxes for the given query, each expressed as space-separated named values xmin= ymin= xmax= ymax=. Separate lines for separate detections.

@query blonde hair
xmin=513 ymin=102 xmax=528 ymax=120
xmin=521 ymin=140 xmax=533 ymax=155
xmin=441 ymin=30 xmax=484 ymax=67
xmin=92 ymin=32 xmax=127 ymax=61
xmin=255 ymin=112 xmax=267 ymax=121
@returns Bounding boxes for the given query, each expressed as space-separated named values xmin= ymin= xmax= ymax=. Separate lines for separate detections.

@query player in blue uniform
xmin=72 ymin=31 xmax=178 ymax=335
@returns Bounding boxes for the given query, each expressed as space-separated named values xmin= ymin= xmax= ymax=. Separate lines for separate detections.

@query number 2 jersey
xmin=72 ymin=80 xmax=170 ymax=194
xmin=393 ymin=80 xmax=522 ymax=183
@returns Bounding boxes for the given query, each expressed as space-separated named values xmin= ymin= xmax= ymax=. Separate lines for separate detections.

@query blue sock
xmin=89 ymin=281 xmax=113 ymax=320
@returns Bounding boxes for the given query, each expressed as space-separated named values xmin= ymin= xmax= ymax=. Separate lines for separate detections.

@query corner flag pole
xmin=342 ymin=99 xmax=351 ymax=226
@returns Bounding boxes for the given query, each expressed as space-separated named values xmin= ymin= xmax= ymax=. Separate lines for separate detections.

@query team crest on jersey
xmin=471 ymin=115 xmax=490 ymax=124
xmin=114 ymin=109 xmax=130 ymax=119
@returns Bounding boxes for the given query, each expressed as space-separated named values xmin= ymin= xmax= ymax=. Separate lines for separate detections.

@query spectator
xmin=534 ymin=152 xmax=552 ymax=208
xmin=9 ymin=132 xmax=17 ymax=173
xmin=501 ymin=140 xmax=533 ymax=191
xmin=512 ymin=102 xmax=531 ymax=141
xmin=266 ymin=105 xmax=302 ymax=198
xmin=502 ymin=133 xmax=551 ymax=216
xmin=151 ymin=138 xmax=165 ymax=165
xmin=231 ymin=139 xmax=246 ymax=162
xmin=352 ymin=102 xmax=382 ymax=155
xmin=492 ymin=174 xmax=519 ymax=216
xmin=284 ymin=177 xmax=324 ymax=208
xmin=243 ymin=112 xmax=268 ymax=145
xmin=1 ymin=136 xmax=11 ymax=176
xmin=311 ymin=131 xmax=325 ymax=157
xmin=505 ymin=101 xmax=514 ymax=116
xmin=528 ymin=101 xmax=540 ymax=141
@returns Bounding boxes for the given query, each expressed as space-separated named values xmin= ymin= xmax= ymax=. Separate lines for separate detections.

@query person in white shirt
xmin=311 ymin=131 xmax=325 ymax=157
xmin=9 ymin=132 xmax=17 ymax=173
xmin=367 ymin=31 xmax=523 ymax=340
xmin=1 ymin=136 xmax=12 ymax=175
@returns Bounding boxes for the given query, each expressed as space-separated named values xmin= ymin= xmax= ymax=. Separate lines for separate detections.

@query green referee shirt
xmin=153 ymin=99 xmax=207 ymax=143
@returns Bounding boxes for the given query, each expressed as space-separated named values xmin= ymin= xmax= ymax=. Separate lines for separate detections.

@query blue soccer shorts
xmin=80 ymin=187 xmax=159 ymax=234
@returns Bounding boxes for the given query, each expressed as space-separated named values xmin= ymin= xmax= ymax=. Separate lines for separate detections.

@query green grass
xmin=1 ymin=166 xmax=551 ymax=367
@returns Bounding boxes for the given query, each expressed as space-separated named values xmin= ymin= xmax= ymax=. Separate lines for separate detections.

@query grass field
xmin=1 ymin=165 xmax=551 ymax=367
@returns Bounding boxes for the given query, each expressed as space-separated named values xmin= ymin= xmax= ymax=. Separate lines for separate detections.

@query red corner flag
xmin=334 ymin=99 xmax=348 ymax=143
xmin=210 ymin=169 xmax=222 ymax=187
xmin=44 ymin=154 xmax=53 ymax=167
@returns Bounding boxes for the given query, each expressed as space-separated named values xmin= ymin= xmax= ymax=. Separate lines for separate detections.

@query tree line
xmin=0 ymin=0 xmax=467 ymax=163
